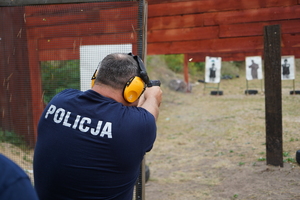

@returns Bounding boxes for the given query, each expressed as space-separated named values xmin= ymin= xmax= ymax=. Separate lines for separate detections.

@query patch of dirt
xmin=0 ymin=142 xmax=34 ymax=181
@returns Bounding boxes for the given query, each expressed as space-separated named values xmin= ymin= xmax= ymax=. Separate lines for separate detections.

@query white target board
xmin=205 ymin=56 xmax=222 ymax=83
xmin=80 ymin=44 xmax=132 ymax=91
xmin=245 ymin=56 xmax=263 ymax=80
xmin=281 ymin=55 xmax=295 ymax=80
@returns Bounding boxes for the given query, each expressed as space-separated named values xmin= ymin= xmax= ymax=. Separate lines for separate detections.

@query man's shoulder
xmin=0 ymin=154 xmax=29 ymax=183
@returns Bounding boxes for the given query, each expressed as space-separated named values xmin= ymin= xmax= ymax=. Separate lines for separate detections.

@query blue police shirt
xmin=0 ymin=154 xmax=39 ymax=200
xmin=33 ymin=89 xmax=156 ymax=200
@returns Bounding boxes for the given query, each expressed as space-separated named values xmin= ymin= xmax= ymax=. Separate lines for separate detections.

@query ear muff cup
xmin=123 ymin=76 xmax=145 ymax=103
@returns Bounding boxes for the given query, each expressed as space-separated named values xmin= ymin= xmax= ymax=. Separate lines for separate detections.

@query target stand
xmin=245 ymin=79 xmax=264 ymax=95
xmin=203 ymin=82 xmax=223 ymax=96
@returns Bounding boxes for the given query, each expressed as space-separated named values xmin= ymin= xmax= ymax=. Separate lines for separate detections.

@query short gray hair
xmin=95 ymin=53 xmax=139 ymax=90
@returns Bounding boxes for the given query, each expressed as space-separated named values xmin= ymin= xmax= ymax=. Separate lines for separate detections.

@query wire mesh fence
xmin=0 ymin=0 xmax=145 ymax=198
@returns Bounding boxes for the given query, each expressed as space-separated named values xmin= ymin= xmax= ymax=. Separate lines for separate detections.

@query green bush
xmin=163 ymin=54 xmax=205 ymax=75
xmin=41 ymin=60 xmax=80 ymax=103
xmin=0 ymin=129 xmax=26 ymax=147
xmin=163 ymin=54 xmax=184 ymax=73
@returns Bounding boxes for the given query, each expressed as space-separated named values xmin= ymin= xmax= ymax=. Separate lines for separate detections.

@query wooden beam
xmin=26 ymin=19 xmax=137 ymax=39
xmin=188 ymin=47 xmax=300 ymax=62
xmin=148 ymin=0 xmax=297 ymax=17
xmin=264 ymin=24 xmax=283 ymax=167
xmin=148 ymin=26 xmax=219 ymax=43
xmin=25 ymin=11 xmax=100 ymax=27
xmin=183 ymin=54 xmax=190 ymax=92
xmin=24 ymin=1 xmax=136 ymax=15
xmin=282 ymin=33 xmax=300 ymax=48
xmin=147 ymin=36 xmax=263 ymax=55
xmin=187 ymin=50 xmax=264 ymax=62
xmin=25 ymin=5 xmax=137 ymax=27
xmin=27 ymin=38 xmax=44 ymax=143
xmin=148 ymin=14 xmax=204 ymax=30
xmin=204 ymin=4 xmax=300 ymax=26
xmin=219 ymin=19 xmax=300 ymax=38
xmin=38 ymin=33 xmax=136 ymax=50
xmin=39 ymin=48 xmax=79 ymax=61
xmin=0 ymin=7 xmax=37 ymax=146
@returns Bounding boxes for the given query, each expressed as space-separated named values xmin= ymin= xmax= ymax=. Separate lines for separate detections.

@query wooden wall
xmin=2 ymin=0 xmax=300 ymax=144
xmin=1 ymin=1 xmax=140 ymax=145
xmin=147 ymin=0 xmax=300 ymax=62
xmin=0 ymin=7 xmax=37 ymax=146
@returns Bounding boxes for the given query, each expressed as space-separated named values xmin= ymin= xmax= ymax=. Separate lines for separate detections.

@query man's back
xmin=34 ymin=89 xmax=156 ymax=200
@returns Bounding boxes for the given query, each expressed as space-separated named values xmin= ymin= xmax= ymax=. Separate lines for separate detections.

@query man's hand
xmin=138 ymin=86 xmax=162 ymax=120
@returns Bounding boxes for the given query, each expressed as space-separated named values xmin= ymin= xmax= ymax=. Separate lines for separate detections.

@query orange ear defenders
xmin=123 ymin=53 xmax=150 ymax=103
xmin=90 ymin=53 xmax=150 ymax=103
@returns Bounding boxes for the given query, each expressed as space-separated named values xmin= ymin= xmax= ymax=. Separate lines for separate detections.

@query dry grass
xmin=145 ymin=57 xmax=300 ymax=199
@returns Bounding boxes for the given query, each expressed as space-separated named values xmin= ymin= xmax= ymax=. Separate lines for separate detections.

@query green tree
xmin=163 ymin=54 xmax=184 ymax=73
xmin=41 ymin=60 xmax=80 ymax=103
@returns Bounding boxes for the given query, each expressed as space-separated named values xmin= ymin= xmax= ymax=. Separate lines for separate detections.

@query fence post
xmin=263 ymin=25 xmax=283 ymax=167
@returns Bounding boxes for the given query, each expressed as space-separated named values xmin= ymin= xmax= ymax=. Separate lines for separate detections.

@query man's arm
xmin=138 ymin=86 xmax=162 ymax=121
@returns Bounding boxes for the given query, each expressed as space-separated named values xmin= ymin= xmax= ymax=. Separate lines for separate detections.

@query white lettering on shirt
xmin=91 ymin=121 xmax=103 ymax=136
xmin=45 ymin=105 xmax=56 ymax=119
xmin=79 ymin=117 xmax=91 ymax=132
xmin=44 ymin=104 xmax=113 ymax=138
xmin=100 ymin=122 xmax=112 ymax=138
xmin=53 ymin=108 xmax=65 ymax=123
xmin=72 ymin=115 xmax=81 ymax=129
xmin=63 ymin=111 xmax=72 ymax=127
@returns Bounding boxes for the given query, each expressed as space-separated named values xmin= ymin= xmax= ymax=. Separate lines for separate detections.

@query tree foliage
xmin=163 ymin=54 xmax=205 ymax=75
xmin=41 ymin=60 xmax=80 ymax=103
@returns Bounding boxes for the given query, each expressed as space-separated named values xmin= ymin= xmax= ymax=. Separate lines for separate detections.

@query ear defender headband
xmin=123 ymin=53 xmax=150 ymax=103
xmin=90 ymin=53 xmax=150 ymax=103
xmin=91 ymin=69 xmax=98 ymax=88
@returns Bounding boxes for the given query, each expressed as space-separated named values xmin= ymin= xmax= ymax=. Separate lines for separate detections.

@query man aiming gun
xmin=33 ymin=53 xmax=162 ymax=200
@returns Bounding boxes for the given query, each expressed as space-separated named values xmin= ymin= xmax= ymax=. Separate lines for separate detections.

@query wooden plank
xmin=0 ymin=7 xmax=37 ymax=146
xmin=39 ymin=42 xmax=138 ymax=61
xmin=264 ymin=25 xmax=283 ymax=167
xmin=188 ymin=47 xmax=300 ymax=62
xmin=282 ymin=33 xmax=300 ymax=48
xmin=0 ymin=7 xmax=12 ymax=132
xmin=183 ymin=54 xmax=190 ymax=92
xmin=220 ymin=19 xmax=300 ymax=38
xmin=147 ymin=36 xmax=263 ymax=55
xmin=282 ymin=47 xmax=300 ymax=57
xmin=38 ymin=37 xmax=82 ymax=50
xmin=26 ymin=19 xmax=137 ymax=39
xmin=148 ymin=14 xmax=204 ymax=30
xmin=39 ymin=46 xmax=300 ymax=62
xmin=99 ymin=6 xmax=138 ymax=21
xmin=148 ymin=0 xmax=297 ymax=17
xmin=9 ymin=7 xmax=36 ymax=146
xmin=148 ymin=26 xmax=219 ymax=43
xmin=25 ymin=11 xmax=100 ymax=27
xmin=39 ymin=49 xmax=79 ymax=61
xmin=148 ymin=0 xmax=200 ymax=4
xmin=204 ymin=4 xmax=300 ymax=26
xmin=25 ymin=6 xmax=138 ymax=27
xmin=25 ymin=1 xmax=137 ymax=16
xmin=27 ymin=39 xmax=44 ymax=142
xmin=38 ymin=32 xmax=136 ymax=50
xmin=187 ymin=50 xmax=264 ymax=62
